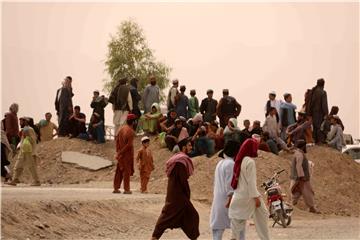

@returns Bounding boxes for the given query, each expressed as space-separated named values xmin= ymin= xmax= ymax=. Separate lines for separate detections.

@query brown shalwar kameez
xmin=136 ymin=147 xmax=154 ymax=192
xmin=113 ymin=124 xmax=135 ymax=192
xmin=152 ymin=162 xmax=200 ymax=239
xmin=290 ymin=149 xmax=315 ymax=208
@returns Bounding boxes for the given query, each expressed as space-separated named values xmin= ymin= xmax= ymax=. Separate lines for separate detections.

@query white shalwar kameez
xmin=229 ymin=156 xmax=270 ymax=240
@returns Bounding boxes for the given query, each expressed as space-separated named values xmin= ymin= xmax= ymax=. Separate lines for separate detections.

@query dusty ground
xmin=2 ymin=137 xmax=360 ymax=239
xmin=2 ymin=183 xmax=360 ymax=240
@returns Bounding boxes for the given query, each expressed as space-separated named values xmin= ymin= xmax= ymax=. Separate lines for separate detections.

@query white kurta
xmin=229 ymin=156 xmax=263 ymax=220
xmin=210 ymin=156 xmax=234 ymax=229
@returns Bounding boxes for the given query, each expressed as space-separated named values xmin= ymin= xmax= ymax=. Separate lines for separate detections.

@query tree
xmin=104 ymin=19 xmax=171 ymax=102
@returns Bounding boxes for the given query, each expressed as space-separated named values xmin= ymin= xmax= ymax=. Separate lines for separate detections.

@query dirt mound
xmin=150 ymin=144 xmax=360 ymax=217
xmin=11 ymin=137 xmax=360 ymax=217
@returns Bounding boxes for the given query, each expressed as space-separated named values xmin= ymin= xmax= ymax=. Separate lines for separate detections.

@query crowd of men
xmin=1 ymin=75 xmax=347 ymax=240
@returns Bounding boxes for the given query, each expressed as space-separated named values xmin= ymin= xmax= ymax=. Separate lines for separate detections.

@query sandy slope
xmin=2 ymin=184 xmax=360 ymax=240
xmin=2 ymin=137 xmax=360 ymax=239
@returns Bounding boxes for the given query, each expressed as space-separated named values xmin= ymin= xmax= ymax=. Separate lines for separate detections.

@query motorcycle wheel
xmin=286 ymin=215 xmax=292 ymax=226
xmin=276 ymin=210 xmax=287 ymax=228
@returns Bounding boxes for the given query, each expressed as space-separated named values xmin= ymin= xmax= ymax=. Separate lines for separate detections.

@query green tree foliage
xmin=104 ymin=20 xmax=171 ymax=101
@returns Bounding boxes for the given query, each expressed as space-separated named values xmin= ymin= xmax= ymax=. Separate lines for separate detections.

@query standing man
xmin=210 ymin=140 xmax=243 ymax=240
xmin=175 ymin=85 xmax=189 ymax=119
xmin=217 ymin=89 xmax=241 ymax=128
xmin=4 ymin=103 xmax=20 ymax=150
xmin=91 ymin=90 xmax=108 ymax=124
xmin=264 ymin=91 xmax=281 ymax=119
xmin=228 ymin=138 xmax=270 ymax=240
xmin=167 ymin=79 xmax=179 ymax=110
xmin=188 ymin=89 xmax=200 ymax=118
xmin=108 ymin=77 xmax=133 ymax=136
xmin=143 ymin=76 xmax=160 ymax=114
xmin=151 ymin=138 xmax=199 ymax=240
xmin=279 ymin=93 xmax=297 ymax=140
xmin=200 ymin=89 xmax=218 ymax=123
xmin=113 ymin=114 xmax=136 ymax=194
xmin=38 ymin=112 xmax=58 ymax=142
xmin=290 ymin=140 xmax=320 ymax=213
xmin=308 ymin=78 xmax=329 ymax=143
xmin=57 ymin=77 xmax=73 ymax=136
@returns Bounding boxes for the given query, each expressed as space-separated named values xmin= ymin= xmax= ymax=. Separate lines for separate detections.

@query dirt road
xmin=2 ymin=183 xmax=360 ymax=240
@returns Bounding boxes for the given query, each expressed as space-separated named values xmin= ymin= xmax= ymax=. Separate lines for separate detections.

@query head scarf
xmin=224 ymin=118 xmax=240 ymax=134
xmin=151 ymin=102 xmax=160 ymax=113
xmin=166 ymin=152 xmax=194 ymax=177
xmin=231 ymin=138 xmax=259 ymax=189
xmin=192 ymin=113 xmax=203 ymax=125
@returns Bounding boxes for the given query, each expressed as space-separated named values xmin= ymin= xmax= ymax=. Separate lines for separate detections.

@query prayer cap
xmin=127 ymin=113 xmax=137 ymax=120
xmin=141 ymin=136 xmax=150 ymax=143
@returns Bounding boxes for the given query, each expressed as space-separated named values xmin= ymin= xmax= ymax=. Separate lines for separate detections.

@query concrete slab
xmin=61 ymin=151 xmax=113 ymax=170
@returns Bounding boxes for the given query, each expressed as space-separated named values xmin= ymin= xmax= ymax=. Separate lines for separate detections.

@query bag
xmin=22 ymin=137 xmax=32 ymax=153
xmin=158 ymin=132 xmax=167 ymax=148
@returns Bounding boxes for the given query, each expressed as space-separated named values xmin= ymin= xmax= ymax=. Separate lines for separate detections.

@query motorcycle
xmin=261 ymin=169 xmax=293 ymax=228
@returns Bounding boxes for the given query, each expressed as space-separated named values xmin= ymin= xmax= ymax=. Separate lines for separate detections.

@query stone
xmin=61 ymin=151 xmax=113 ymax=171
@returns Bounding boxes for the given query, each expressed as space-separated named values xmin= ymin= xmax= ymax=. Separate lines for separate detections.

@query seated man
xmin=165 ymin=119 xmax=189 ymax=151
xmin=69 ymin=106 xmax=86 ymax=138
xmin=286 ymin=111 xmax=312 ymax=145
xmin=87 ymin=112 xmax=105 ymax=143
xmin=190 ymin=126 xmax=215 ymax=157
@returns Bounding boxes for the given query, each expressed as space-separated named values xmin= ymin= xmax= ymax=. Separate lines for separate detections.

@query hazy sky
xmin=2 ymin=2 xmax=359 ymax=138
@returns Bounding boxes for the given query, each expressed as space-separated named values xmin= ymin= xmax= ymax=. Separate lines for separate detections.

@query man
xmin=188 ymin=89 xmax=200 ymax=118
xmin=129 ymin=78 xmax=142 ymax=118
xmin=143 ymin=76 xmax=160 ymax=113
xmin=55 ymin=76 xmax=74 ymax=116
xmin=175 ymin=85 xmax=189 ymax=119
xmin=228 ymin=138 xmax=270 ymax=240
xmin=7 ymin=119 xmax=40 ymax=186
xmin=210 ymin=140 xmax=243 ymax=240
xmin=90 ymin=90 xmax=108 ymax=124
xmin=241 ymin=119 xmax=251 ymax=138
xmin=113 ymin=114 xmax=136 ymax=194
xmin=249 ymin=120 xmax=263 ymax=136
xmin=68 ymin=106 xmax=86 ymax=138
xmin=290 ymin=140 xmax=320 ymax=214
xmin=217 ymin=89 xmax=241 ymax=128
xmin=280 ymin=93 xmax=297 ymax=140
xmin=57 ymin=77 xmax=73 ymax=136
xmin=39 ymin=112 xmax=58 ymax=142
xmin=263 ymin=107 xmax=288 ymax=150
xmin=108 ymin=77 xmax=133 ymax=136
xmin=327 ymin=115 xmax=345 ymax=151
xmin=264 ymin=91 xmax=281 ymax=119
xmin=4 ymin=103 xmax=20 ymax=149
xmin=286 ymin=111 xmax=312 ymax=145
xmin=151 ymin=138 xmax=200 ymax=240
xmin=200 ymin=89 xmax=218 ymax=123
xmin=308 ymin=78 xmax=329 ymax=143
xmin=167 ymin=79 xmax=179 ymax=110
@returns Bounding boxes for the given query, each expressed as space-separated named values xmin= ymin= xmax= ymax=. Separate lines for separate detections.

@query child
xmin=136 ymin=136 xmax=154 ymax=193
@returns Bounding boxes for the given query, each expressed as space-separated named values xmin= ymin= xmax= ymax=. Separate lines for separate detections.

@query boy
xmin=136 ymin=136 xmax=154 ymax=193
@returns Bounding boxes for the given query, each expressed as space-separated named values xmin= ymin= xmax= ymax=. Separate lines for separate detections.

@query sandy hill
xmin=12 ymin=136 xmax=360 ymax=217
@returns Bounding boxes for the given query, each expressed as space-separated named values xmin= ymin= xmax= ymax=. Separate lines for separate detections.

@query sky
xmin=1 ymin=2 xmax=359 ymax=139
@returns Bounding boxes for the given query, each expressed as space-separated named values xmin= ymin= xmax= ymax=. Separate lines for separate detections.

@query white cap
xmin=141 ymin=136 xmax=150 ymax=142
xmin=269 ymin=91 xmax=276 ymax=95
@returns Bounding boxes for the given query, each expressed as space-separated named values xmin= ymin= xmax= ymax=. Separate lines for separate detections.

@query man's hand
xmin=254 ymin=197 xmax=261 ymax=208
xmin=225 ymin=195 xmax=232 ymax=208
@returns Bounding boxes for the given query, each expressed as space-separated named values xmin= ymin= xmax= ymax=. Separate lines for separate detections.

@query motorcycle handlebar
xmin=277 ymin=169 xmax=285 ymax=175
